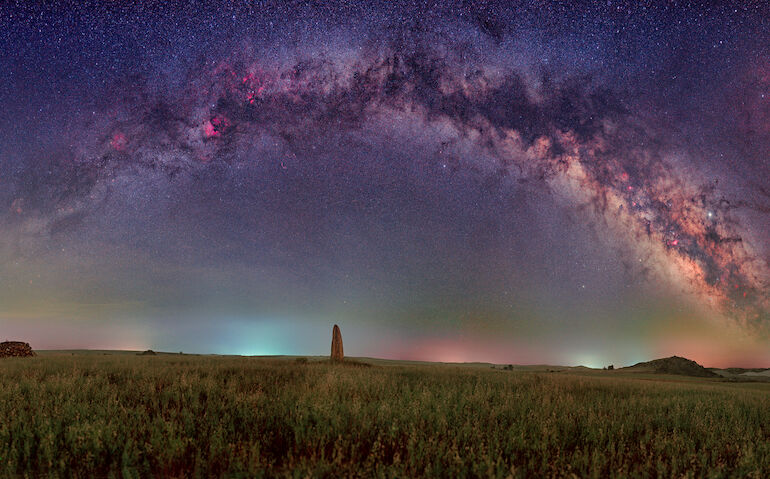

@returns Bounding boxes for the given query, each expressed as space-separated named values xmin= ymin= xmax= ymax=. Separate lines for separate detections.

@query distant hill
xmin=621 ymin=356 xmax=719 ymax=378
xmin=712 ymin=367 xmax=769 ymax=375
xmin=709 ymin=367 xmax=770 ymax=381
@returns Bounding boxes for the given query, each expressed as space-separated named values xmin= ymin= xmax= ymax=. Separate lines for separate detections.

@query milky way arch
xmin=8 ymin=39 xmax=770 ymax=332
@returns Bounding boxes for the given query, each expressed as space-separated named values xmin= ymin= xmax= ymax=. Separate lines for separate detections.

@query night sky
xmin=1 ymin=1 xmax=769 ymax=367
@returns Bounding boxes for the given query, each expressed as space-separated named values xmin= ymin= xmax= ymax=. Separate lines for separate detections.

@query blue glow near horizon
xmin=217 ymin=317 xmax=333 ymax=356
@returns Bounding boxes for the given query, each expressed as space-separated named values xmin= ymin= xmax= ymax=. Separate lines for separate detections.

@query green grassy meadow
xmin=1 ymin=353 xmax=769 ymax=477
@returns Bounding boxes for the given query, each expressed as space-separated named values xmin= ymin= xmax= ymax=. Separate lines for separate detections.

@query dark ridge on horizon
xmin=621 ymin=356 xmax=719 ymax=378
xmin=25 ymin=349 xmax=770 ymax=372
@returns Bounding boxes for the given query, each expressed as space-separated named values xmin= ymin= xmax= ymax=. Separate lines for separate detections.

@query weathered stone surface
xmin=331 ymin=324 xmax=344 ymax=361
xmin=0 ymin=341 xmax=35 ymax=358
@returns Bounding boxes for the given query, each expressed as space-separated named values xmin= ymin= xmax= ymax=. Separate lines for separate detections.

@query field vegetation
xmin=1 ymin=353 xmax=769 ymax=477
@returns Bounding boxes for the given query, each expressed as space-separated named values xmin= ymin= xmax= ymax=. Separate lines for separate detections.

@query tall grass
xmin=0 ymin=354 xmax=768 ymax=477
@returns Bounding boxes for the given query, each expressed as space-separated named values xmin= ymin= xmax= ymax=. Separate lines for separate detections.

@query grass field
xmin=1 ymin=353 xmax=769 ymax=478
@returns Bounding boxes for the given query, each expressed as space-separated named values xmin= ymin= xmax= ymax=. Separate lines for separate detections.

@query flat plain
xmin=1 ymin=352 xmax=769 ymax=478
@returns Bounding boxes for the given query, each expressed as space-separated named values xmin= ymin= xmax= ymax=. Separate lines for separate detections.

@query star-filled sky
xmin=1 ymin=1 xmax=769 ymax=367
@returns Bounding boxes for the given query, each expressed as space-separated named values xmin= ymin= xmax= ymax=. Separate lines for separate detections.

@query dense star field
xmin=1 ymin=1 xmax=769 ymax=366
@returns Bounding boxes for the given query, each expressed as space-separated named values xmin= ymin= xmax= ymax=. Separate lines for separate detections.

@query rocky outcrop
xmin=331 ymin=324 xmax=344 ymax=361
xmin=622 ymin=356 xmax=718 ymax=377
xmin=139 ymin=350 xmax=157 ymax=356
xmin=0 ymin=341 xmax=35 ymax=358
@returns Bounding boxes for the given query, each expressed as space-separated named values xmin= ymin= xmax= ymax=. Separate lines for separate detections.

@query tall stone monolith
xmin=331 ymin=324 xmax=344 ymax=361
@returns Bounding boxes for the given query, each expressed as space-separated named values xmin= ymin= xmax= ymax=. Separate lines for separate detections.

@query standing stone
xmin=331 ymin=324 xmax=344 ymax=361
